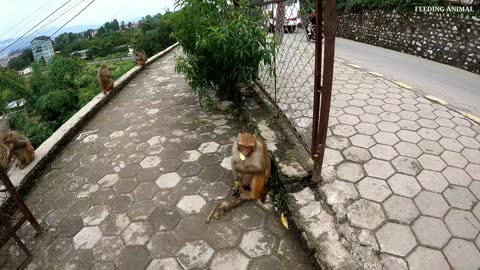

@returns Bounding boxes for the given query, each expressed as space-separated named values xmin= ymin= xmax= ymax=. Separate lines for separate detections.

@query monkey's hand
xmin=235 ymin=163 xmax=262 ymax=174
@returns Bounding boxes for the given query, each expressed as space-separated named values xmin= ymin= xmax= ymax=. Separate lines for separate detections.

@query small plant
xmin=172 ymin=0 xmax=276 ymax=105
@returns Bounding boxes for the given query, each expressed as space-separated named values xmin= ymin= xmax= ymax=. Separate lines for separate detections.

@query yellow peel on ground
xmin=280 ymin=213 xmax=289 ymax=229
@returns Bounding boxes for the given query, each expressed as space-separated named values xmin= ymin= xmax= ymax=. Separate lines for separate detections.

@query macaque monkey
xmin=207 ymin=133 xmax=271 ymax=222
xmin=97 ymin=64 xmax=114 ymax=94
xmin=135 ymin=51 xmax=147 ymax=69
xmin=2 ymin=131 xmax=35 ymax=170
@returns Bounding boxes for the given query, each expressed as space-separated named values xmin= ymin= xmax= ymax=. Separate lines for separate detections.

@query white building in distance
xmin=31 ymin=36 xmax=54 ymax=63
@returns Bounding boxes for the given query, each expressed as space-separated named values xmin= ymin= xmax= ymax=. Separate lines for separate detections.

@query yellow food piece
xmin=239 ymin=153 xmax=245 ymax=161
xmin=280 ymin=212 xmax=289 ymax=229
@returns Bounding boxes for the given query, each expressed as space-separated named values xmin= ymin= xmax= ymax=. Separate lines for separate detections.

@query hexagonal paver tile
xmin=57 ymin=216 xmax=84 ymax=237
xmin=412 ymin=216 xmax=451 ymax=248
xmin=337 ymin=162 xmax=365 ymax=182
xmin=156 ymin=172 xmax=181 ymax=188
xmin=93 ymin=236 xmax=124 ymax=262
xmin=418 ymin=154 xmax=447 ymax=171
xmin=98 ymin=174 xmax=120 ymax=188
xmin=82 ymin=205 xmax=109 ymax=226
xmin=346 ymin=199 xmax=385 ymax=230
xmin=343 ymin=146 xmax=372 ymax=163
xmin=380 ymin=254 xmax=408 ymax=270
xmin=444 ymin=209 xmax=480 ymax=239
xmin=132 ymin=182 xmax=158 ymax=201
xmin=115 ymin=246 xmax=152 ymax=270
xmin=394 ymin=142 xmax=422 ymax=158
xmin=147 ymin=258 xmax=182 ymax=270
xmin=442 ymin=166 xmax=472 ymax=186
xmin=418 ymin=139 xmax=444 ymax=155
xmin=397 ymin=130 xmax=422 ymax=143
xmin=147 ymin=232 xmax=182 ymax=258
xmin=407 ymin=247 xmax=449 ymax=270
xmin=326 ymin=135 xmax=351 ymax=150
xmin=357 ymin=177 xmax=392 ymax=202
xmin=466 ymin=163 xmax=480 ymax=180
xmin=391 ymin=156 xmax=422 ymax=176
xmin=200 ymin=182 xmax=229 ymax=201
xmin=467 ymin=182 xmax=480 ymax=206
xmin=210 ymin=249 xmax=250 ymax=270
xmin=198 ymin=142 xmax=220 ymax=154
xmin=204 ymin=221 xmax=243 ymax=249
xmin=147 ymin=136 xmax=163 ymax=146
xmin=100 ymin=213 xmax=130 ymax=236
xmin=414 ymin=191 xmax=450 ymax=218
xmin=176 ymin=240 xmax=214 ymax=269
xmin=324 ymin=148 xmax=344 ymax=166
xmin=232 ymin=206 xmax=266 ymax=230
xmin=376 ymin=223 xmax=417 ymax=256
xmin=177 ymin=162 xmax=203 ymax=177
xmin=140 ymin=156 xmax=161 ymax=168
xmin=351 ymin=134 xmax=378 ymax=149
xmin=439 ymin=137 xmax=464 ymax=152
xmin=122 ymin=221 xmax=153 ymax=245
xmin=377 ymin=121 xmax=400 ymax=133
xmin=474 ymin=202 xmax=480 ymax=221
xmin=148 ymin=207 xmax=181 ymax=231
xmin=179 ymin=150 xmax=201 ymax=162
xmin=73 ymin=226 xmax=102 ymax=249
xmin=369 ymin=144 xmax=398 ymax=161
xmin=47 ymin=238 xmax=74 ymax=263
xmin=418 ymin=128 xmax=442 ymax=141
xmin=239 ymin=229 xmax=277 ymax=258
xmin=443 ymin=238 xmax=480 ymax=270
xmin=462 ymin=148 xmax=480 ymax=164
xmin=373 ymin=132 xmax=400 ymax=146
xmin=387 ymin=173 xmax=421 ymax=198
xmin=364 ymin=159 xmax=395 ymax=179
xmin=176 ymin=195 xmax=206 ymax=214
xmin=441 ymin=151 xmax=468 ymax=168
xmin=443 ymin=186 xmax=476 ymax=210
xmin=332 ymin=124 xmax=356 ymax=137
xmin=417 ymin=170 xmax=449 ymax=193
xmin=65 ymin=250 xmax=94 ymax=269
xmin=383 ymin=195 xmax=420 ymax=224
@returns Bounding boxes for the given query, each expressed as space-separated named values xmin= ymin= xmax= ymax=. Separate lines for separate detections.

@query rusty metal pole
xmin=312 ymin=0 xmax=337 ymax=182
xmin=311 ymin=0 xmax=323 ymax=156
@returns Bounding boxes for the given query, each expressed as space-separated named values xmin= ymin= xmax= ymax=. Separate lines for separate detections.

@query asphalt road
xmin=334 ymin=38 xmax=480 ymax=116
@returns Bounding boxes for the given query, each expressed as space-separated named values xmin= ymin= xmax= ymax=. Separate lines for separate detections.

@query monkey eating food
xmin=2 ymin=131 xmax=35 ymax=170
xmin=97 ymin=64 xmax=114 ymax=94
xmin=207 ymin=133 xmax=271 ymax=222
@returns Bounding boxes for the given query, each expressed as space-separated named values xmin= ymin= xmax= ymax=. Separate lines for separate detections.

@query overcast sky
xmin=0 ymin=0 xmax=176 ymax=40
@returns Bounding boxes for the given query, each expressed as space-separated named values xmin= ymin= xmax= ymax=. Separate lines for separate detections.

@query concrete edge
xmin=334 ymin=56 xmax=480 ymax=126
xmin=237 ymin=84 xmax=354 ymax=269
xmin=0 ymin=43 xmax=179 ymax=208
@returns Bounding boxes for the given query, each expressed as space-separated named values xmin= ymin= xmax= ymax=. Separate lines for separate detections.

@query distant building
xmin=6 ymin=99 xmax=26 ymax=110
xmin=70 ymin=49 xmax=88 ymax=59
xmin=18 ymin=67 xmax=32 ymax=76
xmin=31 ymin=36 xmax=54 ymax=63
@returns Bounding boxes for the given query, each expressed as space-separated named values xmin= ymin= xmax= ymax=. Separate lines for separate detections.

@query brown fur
xmin=207 ymin=133 xmax=271 ymax=222
xmin=97 ymin=64 xmax=114 ymax=94
xmin=2 ymin=131 xmax=35 ymax=170
xmin=135 ymin=51 xmax=147 ymax=69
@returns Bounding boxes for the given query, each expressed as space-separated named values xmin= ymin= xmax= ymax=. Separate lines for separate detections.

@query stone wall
xmin=336 ymin=10 xmax=480 ymax=74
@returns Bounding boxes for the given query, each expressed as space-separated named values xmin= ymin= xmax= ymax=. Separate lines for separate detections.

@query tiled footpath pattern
xmin=0 ymin=50 xmax=315 ymax=269
xmin=320 ymin=60 xmax=480 ymax=269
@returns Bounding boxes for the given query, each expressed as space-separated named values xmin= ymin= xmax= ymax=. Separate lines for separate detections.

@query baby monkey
xmin=135 ymin=51 xmax=147 ymax=69
xmin=2 ymin=131 xmax=35 ymax=170
xmin=207 ymin=133 xmax=271 ymax=222
xmin=97 ymin=64 xmax=114 ymax=94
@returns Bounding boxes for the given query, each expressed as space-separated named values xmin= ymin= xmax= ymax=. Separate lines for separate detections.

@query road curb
xmin=334 ymin=57 xmax=480 ymax=126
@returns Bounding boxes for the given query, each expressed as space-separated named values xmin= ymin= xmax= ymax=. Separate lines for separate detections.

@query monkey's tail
xmin=206 ymin=201 xmax=223 ymax=223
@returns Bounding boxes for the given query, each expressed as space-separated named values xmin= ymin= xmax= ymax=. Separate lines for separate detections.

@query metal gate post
xmin=312 ymin=0 xmax=337 ymax=182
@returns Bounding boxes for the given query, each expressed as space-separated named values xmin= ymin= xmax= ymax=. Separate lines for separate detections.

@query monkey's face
xmin=238 ymin=145 xmax=253 ymax=156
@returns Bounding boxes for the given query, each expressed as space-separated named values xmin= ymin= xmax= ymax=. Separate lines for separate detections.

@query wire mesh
xmin=251 ymin=0 xmax=320 ymax=150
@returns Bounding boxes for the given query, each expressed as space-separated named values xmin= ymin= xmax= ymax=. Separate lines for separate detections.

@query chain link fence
xmin=251 ymin=0 xmax=320 ymax=150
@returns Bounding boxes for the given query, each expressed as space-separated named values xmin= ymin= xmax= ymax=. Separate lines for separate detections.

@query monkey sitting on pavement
xmin=97 ymin=64 xmax=114 ymax=94
xmin=2 ymin=131 xmax=35 ymax=170
xmin=135 ymin=51 xmax=147 ymax=69
xmin=207 ymin=133 xmax=271 ymax=222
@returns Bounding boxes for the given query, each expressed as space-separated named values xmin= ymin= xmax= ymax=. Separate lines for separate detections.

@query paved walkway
xmin=321 ymin=52 xmax=480 ymax=269
xmin=0 ymin=51 xmax=315 ymax=269
xmin=259 ymin=31 xmax=480 ymax=269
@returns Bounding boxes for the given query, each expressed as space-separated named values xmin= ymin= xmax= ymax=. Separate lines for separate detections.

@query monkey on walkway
xmin=97 ymin=64 xmax=114 ymax=94
xmin=2 ymin=131 xmax=35 ymax=170
xmin=207 ymin=133 xmax=271 ymax=222
xmin=135 ymin=51 xmax=147 ymax=69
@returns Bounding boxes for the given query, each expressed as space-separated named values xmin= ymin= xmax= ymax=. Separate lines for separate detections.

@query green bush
xmin=130 ymin=12 xmax=177 ymax=57
xmin=172 ymin=0 xmax=275 ymax=103
xmin=9 ymin=111 xmax=54 ymax=148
